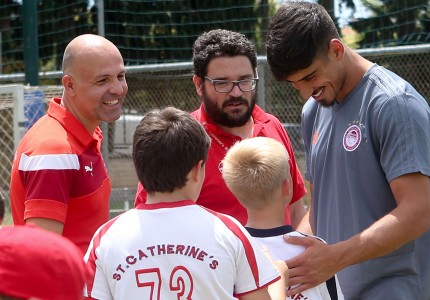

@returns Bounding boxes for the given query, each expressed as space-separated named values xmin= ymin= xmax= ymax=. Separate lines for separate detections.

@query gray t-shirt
xmin=301 ymin=64 xmax=430 ymax=299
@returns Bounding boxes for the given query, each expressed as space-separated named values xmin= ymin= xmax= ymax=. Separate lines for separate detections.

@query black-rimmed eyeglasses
xmin=204 ymin=76 xmax=259 ymax=93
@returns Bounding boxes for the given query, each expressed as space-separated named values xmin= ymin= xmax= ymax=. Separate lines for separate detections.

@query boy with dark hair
xmin=84 ymin=107 xmax=286 ymax=299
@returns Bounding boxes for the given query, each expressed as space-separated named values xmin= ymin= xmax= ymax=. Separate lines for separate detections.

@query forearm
xmin=292 ymin=182 xmax=314 ymax=234
xmin=294 ymin=209 xmax=312 ymax=234
xmin=285 ymin=174 xmax=430 ymax=296
xmin=289 ymin=200 xmax=310 ymax=233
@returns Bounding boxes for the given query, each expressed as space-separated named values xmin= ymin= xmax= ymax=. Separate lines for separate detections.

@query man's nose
xmin=110 ymin=79 xmax=127 ymax=94
xmin=229 ymin=83 xmax=243 ymax=97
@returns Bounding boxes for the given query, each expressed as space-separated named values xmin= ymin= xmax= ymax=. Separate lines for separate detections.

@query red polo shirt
xmin=10 ymin=98 xmax=111 ymax=254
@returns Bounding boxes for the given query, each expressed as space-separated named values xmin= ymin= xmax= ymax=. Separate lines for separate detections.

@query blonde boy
xmin=223 ymin=137 xmax=344 ymax=299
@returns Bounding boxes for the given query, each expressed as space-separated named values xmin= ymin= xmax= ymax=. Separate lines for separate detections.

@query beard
xmin=201 ymin=86 xmax=256 ymax=128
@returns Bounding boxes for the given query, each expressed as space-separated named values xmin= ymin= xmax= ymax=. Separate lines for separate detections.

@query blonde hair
xmin=222 ymin=137 xmax=290 ymax=210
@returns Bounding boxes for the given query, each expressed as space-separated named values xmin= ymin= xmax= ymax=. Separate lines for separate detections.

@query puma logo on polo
xmin=85 ymin=162 xmax=93 ymax=175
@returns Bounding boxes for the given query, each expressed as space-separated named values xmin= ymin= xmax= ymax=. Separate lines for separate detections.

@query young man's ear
xmin=193 ymin=75 xmax=203 ymax=97
xmin=329 ymin=38 xmax=345 ymax=61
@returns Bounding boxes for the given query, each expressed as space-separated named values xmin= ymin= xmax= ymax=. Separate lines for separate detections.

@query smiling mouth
xmin=103 ymin=99 xmax=119 ymax=106
xmin=312 ymin=87 xmax=324 ymax=98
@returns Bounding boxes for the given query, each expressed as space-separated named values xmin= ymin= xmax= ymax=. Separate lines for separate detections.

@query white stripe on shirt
xmin=18 ymin=153 xmax=80 ymax=171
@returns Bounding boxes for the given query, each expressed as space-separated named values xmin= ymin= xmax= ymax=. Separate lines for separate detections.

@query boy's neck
xmin=246 ymin=205 xmax=286 ymax=229
xmin=146 ymin=189 xmax=195 ymax=204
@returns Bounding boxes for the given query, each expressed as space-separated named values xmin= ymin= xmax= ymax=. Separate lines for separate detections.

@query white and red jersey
xmin=84 ymin=200 xmax=280 ymax=300
xmin=246 ymin=226 xmax=344 ymax=300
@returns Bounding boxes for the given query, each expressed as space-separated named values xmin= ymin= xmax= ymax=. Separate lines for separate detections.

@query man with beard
xmin=135 ymin=29 xmax=308 ymax=229
xmin=265 ymin=2 xmax=430 ymax=299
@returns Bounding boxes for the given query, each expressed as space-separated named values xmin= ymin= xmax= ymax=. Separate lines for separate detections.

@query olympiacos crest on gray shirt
xmin=343 ymin=125 xmax=361 ymax=151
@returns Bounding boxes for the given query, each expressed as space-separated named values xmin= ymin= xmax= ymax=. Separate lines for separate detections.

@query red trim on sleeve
xmin=85 ymin=217 xmax=118 ymax=297
xmin=24 ymin=199 xmax=68 ymax=222
xmin=203 ymin=208 xmax=261 ymax=286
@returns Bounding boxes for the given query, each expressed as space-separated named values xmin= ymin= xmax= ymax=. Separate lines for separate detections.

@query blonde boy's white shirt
xmin=252 ymin=231 xmax=345 ymax=300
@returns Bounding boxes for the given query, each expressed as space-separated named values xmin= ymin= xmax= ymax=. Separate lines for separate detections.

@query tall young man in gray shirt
xmin=266 ymin=2 xmax=430 ymax=299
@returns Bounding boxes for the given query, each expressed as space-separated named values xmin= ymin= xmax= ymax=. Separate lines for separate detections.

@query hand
xmin=261 ymin=246 xmax=288 ymax=300
xmin=284 ymin=235 xmax=341 ymax=296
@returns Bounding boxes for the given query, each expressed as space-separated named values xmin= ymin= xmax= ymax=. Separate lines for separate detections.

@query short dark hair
xmin=132 ymin=107 xmax=211 ymax=193
xmin=266 ymin=1 xmax=340 ymax=80
xmin=192 ymin=29 xmax=257 ymax=78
